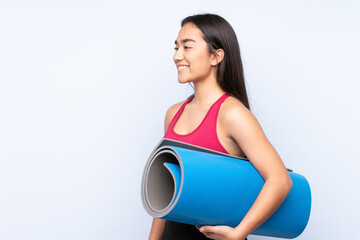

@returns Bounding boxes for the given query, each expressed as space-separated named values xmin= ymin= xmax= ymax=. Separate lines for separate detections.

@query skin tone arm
xmin=198 ymin=99 xmax=293 ymax=240
xmin=149 ymin=218 xmax=165 ymax=240
xmin=148 ymin=102 xmax=185 ymax=240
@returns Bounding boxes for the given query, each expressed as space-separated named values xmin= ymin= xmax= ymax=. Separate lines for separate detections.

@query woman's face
xmin=173 ymin=23 xmax=216 ymax=84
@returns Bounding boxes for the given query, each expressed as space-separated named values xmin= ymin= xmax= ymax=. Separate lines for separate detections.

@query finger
xmin=199 ymin=225 xmax=217 ymax=233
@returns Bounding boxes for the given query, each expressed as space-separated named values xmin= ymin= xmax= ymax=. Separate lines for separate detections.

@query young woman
xmin=149 ymin=13 xmax=293 ymax=240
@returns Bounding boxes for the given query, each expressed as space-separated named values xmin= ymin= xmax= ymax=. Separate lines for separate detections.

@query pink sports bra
xmin=164 ymin=93 xmax=230 ymax=154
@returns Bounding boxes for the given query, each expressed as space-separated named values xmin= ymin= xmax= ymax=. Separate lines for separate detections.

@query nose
xmin=173 ymin=48 xmax=183 ymax=63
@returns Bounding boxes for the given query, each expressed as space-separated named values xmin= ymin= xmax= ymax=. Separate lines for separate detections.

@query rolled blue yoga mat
xmin=141 ymin=138 xmax=311 ymax=239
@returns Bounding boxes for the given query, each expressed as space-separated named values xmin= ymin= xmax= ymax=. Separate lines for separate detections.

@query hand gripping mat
xmin=141 ymin=138 xmax=311 ymax=238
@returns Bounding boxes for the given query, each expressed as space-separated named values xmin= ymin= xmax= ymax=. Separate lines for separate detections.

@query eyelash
xmin=174 ymin=46 xmax=191 ymax=51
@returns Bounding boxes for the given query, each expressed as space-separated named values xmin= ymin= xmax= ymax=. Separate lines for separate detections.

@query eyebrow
xmin=174 ymin=38 xmax=197 ymax=45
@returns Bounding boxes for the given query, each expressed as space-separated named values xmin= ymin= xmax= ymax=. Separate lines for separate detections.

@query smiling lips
xmin=177 ymin=65 xmax=189 ymax=71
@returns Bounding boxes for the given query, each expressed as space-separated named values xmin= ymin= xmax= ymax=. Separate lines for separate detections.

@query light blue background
xmin=0 ymin=1 xmax=359 ymax=239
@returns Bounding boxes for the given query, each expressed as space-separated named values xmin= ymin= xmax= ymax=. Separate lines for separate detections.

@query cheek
xmin=200 ymin=50 xmax=213 ymax=66
xmin=193 ymin=56 xmax=212 ymax=73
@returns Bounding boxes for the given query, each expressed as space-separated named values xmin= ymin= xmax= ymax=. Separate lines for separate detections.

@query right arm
xmin=148 ymin=101 xmax=185 ymax=240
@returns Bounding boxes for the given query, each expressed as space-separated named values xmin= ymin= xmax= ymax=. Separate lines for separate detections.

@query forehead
xmin=175 ymin=22 xmax=205 ymax=44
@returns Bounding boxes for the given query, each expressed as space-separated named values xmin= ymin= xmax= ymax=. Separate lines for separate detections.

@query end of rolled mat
xmin=144 ymin=151 xmax=180 ymax=213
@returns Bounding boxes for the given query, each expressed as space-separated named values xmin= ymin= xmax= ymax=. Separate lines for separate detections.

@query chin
xmin=177 ymin=78 xmax=192 ymax=84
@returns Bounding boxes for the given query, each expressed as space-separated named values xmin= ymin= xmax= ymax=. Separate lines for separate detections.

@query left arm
xmin=199 ymin=101 xmax=293 ymax=240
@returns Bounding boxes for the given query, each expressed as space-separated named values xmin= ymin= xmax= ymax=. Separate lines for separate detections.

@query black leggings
xmin=162 ymin=220 xmax=248 ymax=240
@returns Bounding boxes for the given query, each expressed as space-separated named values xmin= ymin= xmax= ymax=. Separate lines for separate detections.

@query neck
xmin=192 ymin=74 xmax=225 ymax=106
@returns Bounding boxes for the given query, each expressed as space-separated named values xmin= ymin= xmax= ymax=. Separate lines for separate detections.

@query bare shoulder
xmin=220 ymin=96 xmax=253 ymax=121
xmin=165 ymin=100 xmax=186 ymax=121
xmin=219 ymin=96 xmax=262 ymax=134
xmin=164 ymin=100 xmax=187 ymax=132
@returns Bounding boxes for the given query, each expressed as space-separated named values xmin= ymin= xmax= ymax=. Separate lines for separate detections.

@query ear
xmin=211 ymin=49 xmax=225 ymax=66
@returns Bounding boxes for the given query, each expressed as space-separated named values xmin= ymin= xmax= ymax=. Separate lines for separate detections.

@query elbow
xmin=284 ymin=174 xmax=293 ymax=195
xmin=271 ymin=173 xmax=293 ymax=196
xmin=265 ymin=171 xmax=293 ymax=197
